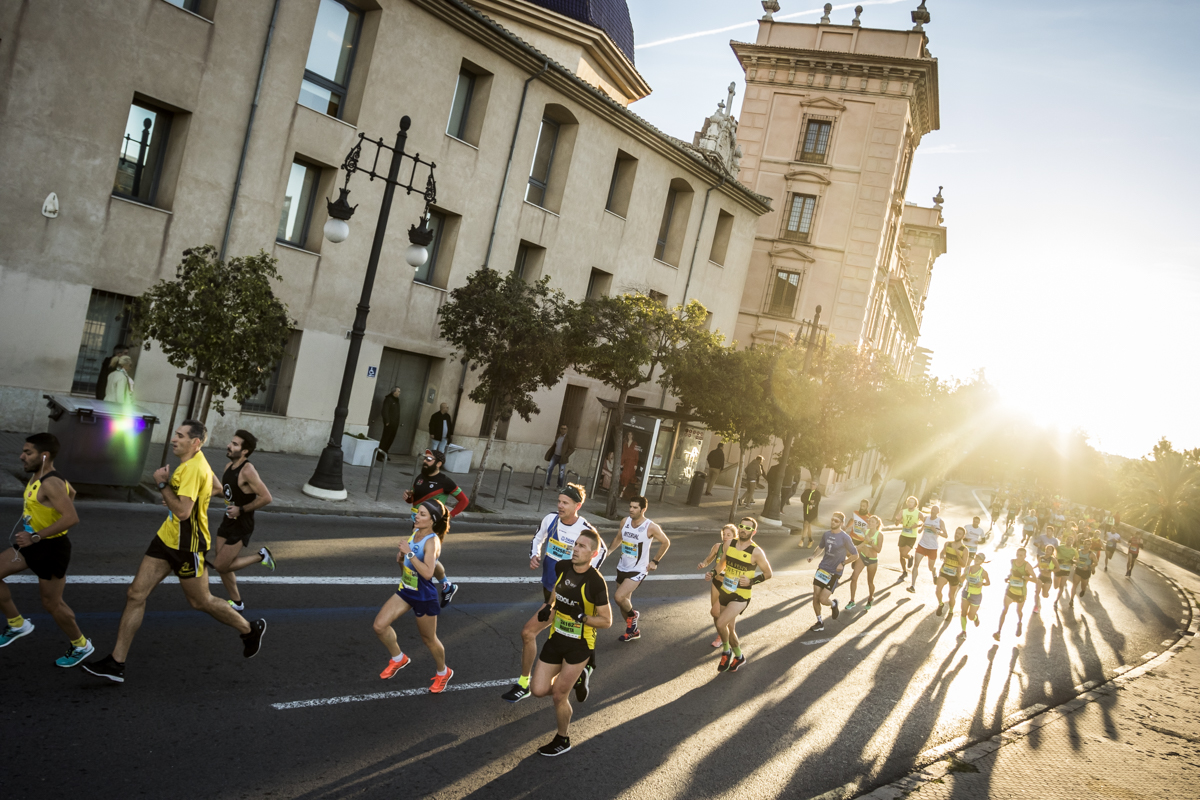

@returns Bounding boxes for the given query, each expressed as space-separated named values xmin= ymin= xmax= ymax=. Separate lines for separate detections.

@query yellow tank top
xmin=901 ymin=509 xmax=920 ymax=533
xmin=965 ymin=565 xmax=984 ymax=595
xmin=720 ymin=542 xmax=757 ymax=600
xmin=943 ymin=544 xmax=963 ymax=570
xmin=23 ymin=472 xmax=71 ymax=539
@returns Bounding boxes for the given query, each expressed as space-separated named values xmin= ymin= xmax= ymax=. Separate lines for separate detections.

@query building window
xmin=767 ymin=270 xmax=802 ymax=318
xmin=708 ymin=209 xmax=734 ymax=265
xmin=446 ymin=69 xmax=475 ymax=140
xmin=654 ymin=187 xmax=678 ymax=262
xmin=648 ymin=290 xmax=668 ymax=306
xmin=586 ymin=268 xmax=612 ymax=300
xmin=162 ymin=0 xmax=202 ymax=12
xmin=514 ymin=241 xmax=545 ymax=282
xmin=605 ymin=150 xmax=637 ymax=217
xmin=113 ymin=100 xmax=173 ymax=205
xmin=781 ymin=194 xmax=817 ymax=243
xmin=414 ymin=211 xmax=446 ymax=285
xmin=479 ymin=396 xmax=511 ymax=440
xmin=241 ymin=330 xmax=303 ymax=416
xmin=797 ymin=117 xmax=833 ymax=164
xmin=72 ymin=290 xmax=134 ymax=396
xmin=526 ymin=118 xmax=560 ymax=207
xmin=298 ymin=0 xmax=362 ymax=119
xmin=277 ymin=160 xmax=321 ymax=247
xmin=654 ymin=179 xmax=694 ymax=265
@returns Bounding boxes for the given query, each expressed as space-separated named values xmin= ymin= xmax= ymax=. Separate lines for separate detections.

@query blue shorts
xmin=397 ymin=590 xmax=441 ymax=617
xmin=961 ymin=588 xmax=981 ymax=605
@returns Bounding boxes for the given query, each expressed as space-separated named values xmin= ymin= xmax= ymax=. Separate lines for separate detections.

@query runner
xmin=501 ymin=484 xmax=606 ymax=703
xmin=799 ymin=482 xmax=821 ymax=547
xmin=1004 ymin=502 xmax=1017 ymax=533
xmin=715 ymin=518 xmax=772 ymax=671
xmin=210 ymin=430 xmax=275 ymax=612
xmin=1071 ymin=540 xmax=1097 ymax=604
xmin=1101 ymin=510 xmax=1116 ymax=537
xmin=934 ymin=527 xmax=970 ymax=617
xmin=404 ymin=448 xmax=470 ymax=607
xmin=607 ymin=496 xmax=670 ymax=642
xmin=82 ymin=421 xmax=265 ymax=683
xmin=1125 ymin=531 xmax=1143 ymax=577
xmin=700 ymin=524 xmax=737 ymax=647
xmin=847 ymin=515 xmax=884 ymax=610
xmin=993 ymin=546 xmax=1036 ymax=641
xmin=529 ymin=527 xmax=612 ymax=756
xmin=908 ymin=504 xmax=947 ymax=593
xmin=956 ymin=552 xmax=990 ymax=642
xmin=807 ymin=512 xmax=857 ymax=632
xmin=1054 ymin=535 xmax=1078 ymax=606
xmin=1104 ymin=528 xmax=1122 ymax=571
xmin=1020 ymin=508 xmax=1039 ymax=547
xmin=844 ymin=500 xmax=870 ymax=604
xmin=897 ymin=496 xmax=922 ymax=581
xmin=964 ymin=515 xmax=987 ymax=556
xmin=0 ymin=433 xmax=92 ymax=667
xmin=372 ymin=499 xmax=453 ymax=692
xmin=988 ymin=495 xmax=1003 ymax=532
xmin=1033 ymin=544 xmax=1058 ymax=614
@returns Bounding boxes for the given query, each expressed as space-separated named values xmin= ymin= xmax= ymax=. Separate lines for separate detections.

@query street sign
xmin=366 ymin=366 xmax=377 ymax=378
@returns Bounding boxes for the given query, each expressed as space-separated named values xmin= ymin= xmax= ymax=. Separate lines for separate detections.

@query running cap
xmin=424 ymin=448 xmax=446 ymax=464
xmin=560 ymin=484 xmax=584 ymax=504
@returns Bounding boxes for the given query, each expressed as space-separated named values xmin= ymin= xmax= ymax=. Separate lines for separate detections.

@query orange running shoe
xmin=430 ymin=667 xmax=454 ymax=694
xmin=380 ymin=653 xmax=410 ymax=679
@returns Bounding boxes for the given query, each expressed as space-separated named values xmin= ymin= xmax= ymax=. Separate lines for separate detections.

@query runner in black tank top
xmin=211 ymin=431 xmax=275 ymax=612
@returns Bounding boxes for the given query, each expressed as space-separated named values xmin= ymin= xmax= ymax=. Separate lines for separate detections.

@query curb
xmin=808 ymin=558 xmax=1200 ymax=800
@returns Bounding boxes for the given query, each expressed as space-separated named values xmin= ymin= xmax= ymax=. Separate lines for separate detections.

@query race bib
xmin=546 ymin=537 xmax=572 ymax=561
xmin=621 ymin=539 xmax=638 ymax=558
xmin=552 ymin=611 xmax=582 ymax=639
xmin=814 ymin=569 xmax=833 ymax=586
xmin=722 ymin=574 xmax=741 ymax=593
xmin=1008 ymin=576 xmax=1024 ymax=589
xmin=941 ymin=564 xmax=958 ymax=577
xmin=401 ymin=563 xmax=419 ymax=591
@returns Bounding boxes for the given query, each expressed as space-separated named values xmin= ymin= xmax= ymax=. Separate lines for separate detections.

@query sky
xmin=622 ymin=0 xmax=1200 ymax=459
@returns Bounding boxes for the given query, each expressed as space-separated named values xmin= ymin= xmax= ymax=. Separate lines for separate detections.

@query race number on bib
xmin=621 ymin=539 xmax=638 ymax=558
xmin=814 ymin=569 xmax=833 ymax=586
xmin=553 ymin=611 xmax=582 ymax=639
xmin=546 ymin=538 xmax=572 ymax=561
xmin=401 ymin=564 xmax=419 ymax=591
xmin=722 ymin=574 xmax=741 ymax=593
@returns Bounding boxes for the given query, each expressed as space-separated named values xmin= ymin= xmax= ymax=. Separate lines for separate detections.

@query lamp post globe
xmin=404 ymin=243 xmax=429 ymax=268
xmin=324 ymin=217 xmax=350 ymax=243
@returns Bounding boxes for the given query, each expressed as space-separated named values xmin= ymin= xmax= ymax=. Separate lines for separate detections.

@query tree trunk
xmin=869 ymin=462 xmax=887 ymax=515
xmin=605 ymin=386 xmax=631 ymax=518
xmin=469 ymin=412 xmax=502 ymax=510
xmin=891 ymin=479 xmax=914 ymax=523
xmin=762 ymin=433 xmax=793 ymax=521
xmin=727 ymin=437 xmax=747 ymax=524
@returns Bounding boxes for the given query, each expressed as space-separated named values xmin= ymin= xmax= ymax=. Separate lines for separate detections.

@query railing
xmin=365 ymin=448 xmax=389 ymax=502
xmin=519 ymin=466 xmax=546 ymax=508
xmin=480 ymin=463 xmax=515 ymax=511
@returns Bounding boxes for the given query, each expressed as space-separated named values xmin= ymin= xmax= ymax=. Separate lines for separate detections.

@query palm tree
xmin=1117 ymin=438 xmax=1200 ymax=548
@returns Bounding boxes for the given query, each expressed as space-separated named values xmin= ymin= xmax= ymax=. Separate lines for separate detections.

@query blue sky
xmin=624 ymin=0 xmax=1200 ymax=459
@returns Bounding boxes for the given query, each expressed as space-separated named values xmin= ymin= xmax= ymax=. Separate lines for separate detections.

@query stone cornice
xmin=784 ymin=169 xmax=832 ymax=185
xmin=730 ymin=40 xmax=939 ymax=137
xmin=768 ymin=245 xmax=815 ymax=263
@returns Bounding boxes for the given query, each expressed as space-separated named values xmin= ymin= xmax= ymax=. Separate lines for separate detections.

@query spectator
xmin=105 ymin=355 xmax=135 ymax=404
xmin=870 ymin=470 xmax=882 ymax=499
xmin=96 ymin=345 xmax=129 ymax=400
xmin=739 ymin=455 xmax=764 ymax=508
xmin=799 ymin=481 xmax=822 ymax=546
xmin=704 ymin=443 xmax=725 ymax=495
xmin=544 ymin=424 xmax=574 ymax=491
xmin=428 ymin=402 xmax=454 ymax=452
xmin=619 ymin=430 xmax=639 ymax=498
xmin=782 ymin=462 xmax=799 ymax=506
xmin=377 ymin=388 xmax=401 ymax=458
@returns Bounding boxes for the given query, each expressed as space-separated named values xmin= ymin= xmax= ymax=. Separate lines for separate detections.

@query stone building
xmin=0 ymin=0 xmax=769 ymax=479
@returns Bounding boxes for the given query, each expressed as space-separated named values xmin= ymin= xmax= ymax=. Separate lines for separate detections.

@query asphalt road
xmin=2 ymin=483 xmax=1188 ymax=800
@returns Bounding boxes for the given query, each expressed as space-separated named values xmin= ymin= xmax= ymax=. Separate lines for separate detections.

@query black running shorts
xmin=145 ymin=537 xmax=205 ymax=579
xmin=20 ymin=535 xmax=71 ymax=581
xmin=539 ymin=634 xmax=592 ymax=666
xmin=217 ymin=515 xmax=255 ymax=547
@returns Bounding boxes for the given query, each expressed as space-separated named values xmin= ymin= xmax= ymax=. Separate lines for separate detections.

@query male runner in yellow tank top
xmin=0 ymin=433 xmax=91 ymax=667
xmin=714 ymin=518 xmax=773 ymax=672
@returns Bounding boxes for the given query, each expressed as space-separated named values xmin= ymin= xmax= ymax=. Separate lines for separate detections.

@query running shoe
xmin=618 ymin=629 xmax=641 ymax=642
xmin=906 ymin=586 xmax=916 ymax=593
xmin=728 ymin=654 xmax=746 ymax=672
xmin=957 ymin=631 xmax=967 ymax=643
xmin=0 ymin=620 xmax=34 ymax=647
xmin=717 ymin=651 xmax=732 ymax=672
xmin=538 ymin=735 xmax=571 ymax=757
xmin=1033 ymin=605 xmax=1040 ymax=614
xmin=574 ymin=665 xmax=592 ymax=702
xmin=259 ymin=546 xmax=276 ymax=571
xmin=810 ymin=621 xmax=825 ymax=632
xmin=241 ymin=618 xmax=267 ymax=658
xmin=228 ymin=599 xmax=245 ymax=612
xmin=430 ymin=668 xmax=454 ymax=694
xmin=501 ymin=684 xmax=530 ymax=703
xmin=440 ymin=583 xmax=460 ymax=608
xmin=380 ymin=653 xmax=410 ymax=679
xmin=846 ymin=601 xmax=857 ymax=611
xmin=629 ymin=610 xmax=641 ymax=628
xmin=711 ymin=636 xmax=723 ymax=648
xmin=830 ymin=599 xmax=840 ymax=620
xmin=974 ymin=615 xmax=980 ymax=628
xmin=992 ymin=632 xmax=1001 ymax=641
xmin=82 ymin=654 xmax=125 ymax=683
xmin=865 ymin=599 xmax=873 ymax=610
xmin=55 ymin=639 xmax=94 ymax=668
xmin=1015 ymin=622 xmax=1023 ymax=637
xmin=899 ymin=571 xmax=908 ymax=581
xmin=907 ymin=555 xmax=914 ymax=569
xmin=936 ymin=602 xmax=944 ymax=617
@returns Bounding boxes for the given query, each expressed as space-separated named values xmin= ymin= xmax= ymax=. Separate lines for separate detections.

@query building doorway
xmin=557 ymin=385 xmax=587 ymax=439
xmin=368 ymin=348 xmax=432 ymax=455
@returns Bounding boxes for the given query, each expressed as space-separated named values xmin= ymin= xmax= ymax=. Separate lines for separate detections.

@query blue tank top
xmin=399 ymin=532 xmax=439 ymax=603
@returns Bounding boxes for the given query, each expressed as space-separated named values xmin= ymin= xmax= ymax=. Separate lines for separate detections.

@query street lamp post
xmin=302 ymin=116 xmax=437 ymax=501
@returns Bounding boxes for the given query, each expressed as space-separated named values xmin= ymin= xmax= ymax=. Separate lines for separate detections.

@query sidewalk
xmin=0 ymin=430 xmax=900 ymax=533
xmin=849 ymin=540 xmax=1200 ymax=800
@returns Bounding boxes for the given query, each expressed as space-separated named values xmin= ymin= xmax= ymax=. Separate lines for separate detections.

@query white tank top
xmin=617 ymin=516 xmax=653 ymax=573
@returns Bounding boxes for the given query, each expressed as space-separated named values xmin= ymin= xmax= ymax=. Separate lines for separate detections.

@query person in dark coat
xmin=428 ymin=403 xmax=454 ymax=451
xmin=704 ymin=443 xmax=725 ymax=495
xmin=378 ymin=388 xmax=401 ymax=456
xmin=544 ymin=424 xmax=575 ymax=490
xmin=95 ymin=344 xmax=129 ymax=400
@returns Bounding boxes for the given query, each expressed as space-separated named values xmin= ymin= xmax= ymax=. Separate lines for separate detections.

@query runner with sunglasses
xmin=714 ymin=518 xmax=773 ymax=672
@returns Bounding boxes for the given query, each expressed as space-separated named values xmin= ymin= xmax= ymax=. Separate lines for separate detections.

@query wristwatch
xmin=157 ymin=481 xmax=168 ymax=490
xmin=31 ymin=533 xmax=41 ymax=543
xmin=651 ymin=559 xmax=660 ymax=565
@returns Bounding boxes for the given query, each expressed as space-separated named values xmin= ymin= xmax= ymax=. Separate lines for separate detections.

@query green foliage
xmin=129 ymin=245 xmax=293 ymax=414
xmin=1117 ymin=438 xmax=1200 ymax=548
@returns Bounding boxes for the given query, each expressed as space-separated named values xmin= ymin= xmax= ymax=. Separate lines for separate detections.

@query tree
xmin=662 ymin=340 xmax=775 ymax=523
xmin=130 ymin=245 xmax=293 ymax=420
xmin=438 ymin=268 xmax=574 ymax=505
xmin=1117 ymin=438 xmax=1200 ymax=549
xmin=871 ymin=375 xmax=957 ymax=519
xmin=758 ymin=342 xmax=819 ymax=522
xmin=572 ymin=294 xmax=719 ymax=516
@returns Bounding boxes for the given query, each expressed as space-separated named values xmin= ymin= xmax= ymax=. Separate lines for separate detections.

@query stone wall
xmin=1117 ymin=522 xmax=1200 ymax=575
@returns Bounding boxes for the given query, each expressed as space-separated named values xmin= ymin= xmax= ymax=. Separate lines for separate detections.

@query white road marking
xmin=8 ymin=571 xmax=812 ymax=586
xmin=1141 ymin=651 xmax=1157 ymax=660
xmin=272 ymin=679 xmax=513 ymax=709
xmin=969 ymin=489 xmax=993 ymax=523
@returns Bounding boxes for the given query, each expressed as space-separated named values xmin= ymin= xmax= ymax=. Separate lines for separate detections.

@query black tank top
xmin=222 ymin=461 xmax=257 ymax=516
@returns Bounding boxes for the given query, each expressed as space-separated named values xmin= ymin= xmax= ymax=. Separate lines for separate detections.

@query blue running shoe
xmin=0 ymin=620 xmax=34 ymax=647
xmin=55 ymin=639 xmax=94 ymax=668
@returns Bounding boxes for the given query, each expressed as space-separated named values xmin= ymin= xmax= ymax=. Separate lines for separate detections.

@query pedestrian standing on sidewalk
xmin=105 ymin=355 xmax=135 ymax=404
xmin=428 ymin=402 xmax=453 ymax=452
xmin=95 ymin=344 xmax=129 ymax=400
xmin=544 ymin=424 xmax=574 ymax=492
xmin=739 ymin=455 xmax=764 ymax=508
xmin=799 ymin=481 xmax=822 ymax=546
xmin=210 ymin=430 xmax=276 ymax=613
xmin=704 ymin=443 xmax=725 ymax=495
xmin=377 ymin=388 xmax=401 ymax=458
xmin=870 ymin=470 xmax=882 ymax=500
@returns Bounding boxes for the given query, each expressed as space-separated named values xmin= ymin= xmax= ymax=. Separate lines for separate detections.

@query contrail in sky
xmin=637 ymin=0 xmax=911 ymax=50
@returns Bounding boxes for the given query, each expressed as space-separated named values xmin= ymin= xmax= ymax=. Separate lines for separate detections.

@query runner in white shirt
xmin=908 ymin=505 xmax=947 ymax=594
xmin=963 ymin=516 xmax=986 ymax=557
xmin=1103 ymin=529 xmax=1122 ymax=571
xmin=608 ymin=495 xmax=670 ymax=642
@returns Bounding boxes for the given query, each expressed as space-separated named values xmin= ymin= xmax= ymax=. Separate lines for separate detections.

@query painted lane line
xmin=8 ymin=570 xmax=814 ymax=586
xmin=1141 ymin=651 xmax=1157 ymax=660
xmin=273 ymin=679 xmax=512 ymax=709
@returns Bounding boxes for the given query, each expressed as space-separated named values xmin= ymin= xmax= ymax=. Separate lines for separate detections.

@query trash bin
xmin=443 ymin=444 xmax=472 ymax=475
xmin=687 ymin=471 xmax=707 ymax=506
xmin=44 ymin=395 xmax=159 ymax=487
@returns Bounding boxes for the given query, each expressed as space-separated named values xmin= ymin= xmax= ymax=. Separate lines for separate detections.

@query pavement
xmin=0 ymin=429 xmax=899 ymax=531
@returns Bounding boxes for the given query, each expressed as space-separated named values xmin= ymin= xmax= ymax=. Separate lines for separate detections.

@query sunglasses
xmin=737 ymin=524 xmax=755 ymax=532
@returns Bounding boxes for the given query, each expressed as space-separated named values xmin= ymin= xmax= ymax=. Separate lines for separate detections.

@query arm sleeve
xmin=447 ymin=487 xmax=469 ymax=517
xmin=530 ymin=515 xmax=553 ymax=559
